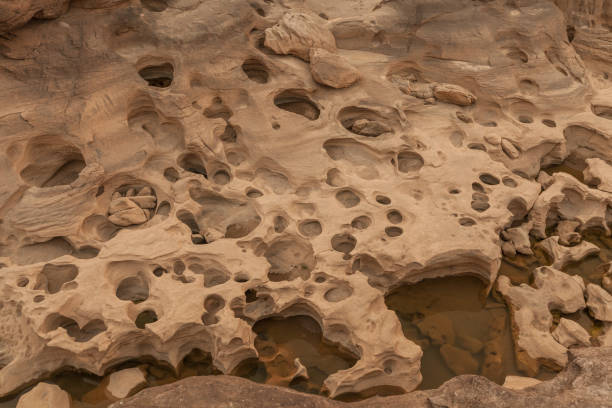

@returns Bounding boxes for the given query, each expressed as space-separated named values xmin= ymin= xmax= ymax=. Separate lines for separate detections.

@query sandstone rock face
xmin=112 ymin=347 xmax=612 ymax=408
xmin=1 ymin=0 xmax=612 ymax=405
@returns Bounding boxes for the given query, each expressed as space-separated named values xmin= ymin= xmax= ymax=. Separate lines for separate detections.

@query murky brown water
xmin=233 ymin=315 xmax=358 ymax=395
xmin=385 ymin=275 xmax=521 ymax=389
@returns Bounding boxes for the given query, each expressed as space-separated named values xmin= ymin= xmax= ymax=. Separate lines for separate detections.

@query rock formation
xmin=0 ymin=0 xmax=612 ymax=406
xmin=111 ymin=347 xmax=612 ymax=408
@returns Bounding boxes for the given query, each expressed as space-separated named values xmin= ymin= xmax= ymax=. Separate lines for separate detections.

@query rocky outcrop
xmin=1 ymin=0 xmax=612 ymax=405
xmin=112 ymin=347 xmax=612 ymax=408
xmin=498 ymin=267 xmax=586 ymax=374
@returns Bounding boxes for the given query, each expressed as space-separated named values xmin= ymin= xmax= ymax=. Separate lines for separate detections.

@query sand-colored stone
xmin=502 ymin=376 xmax=542 ymax=390
xmin=552 ymin=318 xmax=591 ymax=347
xmin=16 ymin=382 xmax=71 ymax=408
xmin=498 ymin=267 xmax=586 ymax=374
xmin=586 ymin=283 xmax=612 ymax=321
xmin=106 ymin=367 xmax=147 ymax=399
xmin=536 ymin=236 xmax=599 ymax=269
xmin=309 ymin=48 xmax=359 ymax=88
xmin=1 ymin=0 xmax=612 ymax=404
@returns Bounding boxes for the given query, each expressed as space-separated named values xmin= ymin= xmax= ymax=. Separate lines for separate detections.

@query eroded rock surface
xmin=1 ymin=0 xmax=612 ymax=405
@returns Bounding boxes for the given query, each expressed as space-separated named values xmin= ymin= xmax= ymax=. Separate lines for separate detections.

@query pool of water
xmin=385 ymin=275 xmax=522 ymax=389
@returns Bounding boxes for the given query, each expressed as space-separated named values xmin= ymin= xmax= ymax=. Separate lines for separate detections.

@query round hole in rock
xmin=116 ymin=276 xmax=149 ymax=303
xmin=387 ymin=210 xmax=403 ymax=224
xmin=449 ymin=188 xmax=460 ymax=194
xmin=138 ymin=63 xmax=174 ymax=88
xmin=17 ymin=277 xmax=29 ymax=287
xmin=157 ymin=201 xmax=171 ymax=216
xmin=135 ymin=310 xmax=158 ymax=329
xmin=472 ymin=182 xmax=485 ymax=193
xmin=204 ymin=268 xmax=229 ymax=287
xmin=338 ymin=106 xmax=393 ymax=137
xmin=331 ymin=233 xmax=357 ymax=254
xmin=336 ymin=189 xmax=360 ymax=208
xmin=153 ymin=267 xmax=166 ymax=277
xmin=459 ymin=217 xmax=476 ymax=226
xmin=376 ymin=195 xmax=391 ymax=205
xmin=314 ymin=275 xmax=326 ymax=283
xmin=34 ymin=295 xmax=45 ymax=303
xmin=220 ymin=123 xmax=238 ymax=143
xmin=542 ymin=119 xmax=557 ymax=128
xmin=242 ymin=58 xmax=269 ymax=83
xmin=178 ymin=153 xmax=207 ymax=178
xmin=299 ymin=220 xmax=322 ymax=237
xmin=385 ymin=226 xmax=403 ymax=237
xmin=164 ymin=167 xmax=179 ymax=182
xmin=398 ymin=151 xmax=424 ymax=173
xmin=234 ymin=273 xmax=249 ymax=283
xmin=213 ymin=170 xmax=230 ymax=185
xmin=74 ymin=246 xmax=99 ymax=259
xmin=479 ymin=173 xmax=500 ymax=185
xmin=274 ymin=90 xmax=319 ymax=120
xmin=226 ymin=151 xmax=245 ymax=166
xmin=272 ymin=122 xmax=280 ymax=130
xmin=468 ymin=143 xmax=487 ymax=151
xmin=201 ymin=313 xmax=219 ymax=326
xmin=96 ymin=186 xmax=104 ymax=197
xmin=518 ymin=115 xmax=533 ymax=124
xmin=174 ymin=260 xmax=185 ymax=275
xmin=204 ymin=294 xmax=225 ymax=313
xmin=471 ymin=201 xmax=490 ymax=212
xmin=247 ymin=188 xmax=263 ymax=198
xmin=326 ymin=168 xmax=344 ymax=187
xmin=351 ymin=215 xmax=371 ymax=230
xmin=502 ymin=177 xmax=517 ymax=187
xmin=324 ymin=284 xmax=353 ymax=303
xmin=273 ymin=215 xmax=288 ymax=233
xmin=20 ymin=139 xmax=86 ymax=188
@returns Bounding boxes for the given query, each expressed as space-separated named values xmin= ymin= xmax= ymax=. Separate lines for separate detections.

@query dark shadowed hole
xmin=274 ymin=90 xmax=320 ymax=120
xmin=135 ymin=310 xmax=158 ymax=329
xmin=242 ymin=58 xmax=269 ymax=83
xmin=138 ymin=63 xmax=174 ymax=88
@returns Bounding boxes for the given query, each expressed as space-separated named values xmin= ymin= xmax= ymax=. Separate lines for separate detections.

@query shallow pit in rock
xmin=274 ymin=90 xmax=319 ymax=120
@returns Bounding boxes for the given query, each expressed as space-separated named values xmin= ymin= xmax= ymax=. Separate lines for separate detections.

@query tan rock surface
xmin=1 ymin=0 xmax=612 ymax=404
xmin=107 ymin=367 xmax=147 ymax=399
xmin=552 ymin=318 xmax=591 ymax=348
xmin=502 ymin=375 xmax=542 ymax=390
xmin=498 ymin=267 xmax=586 ymax=373
xmin=16 ymin=382 xmax=71 ymax=408
xmin=586 ymin=283 xmax=612 ymax=321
